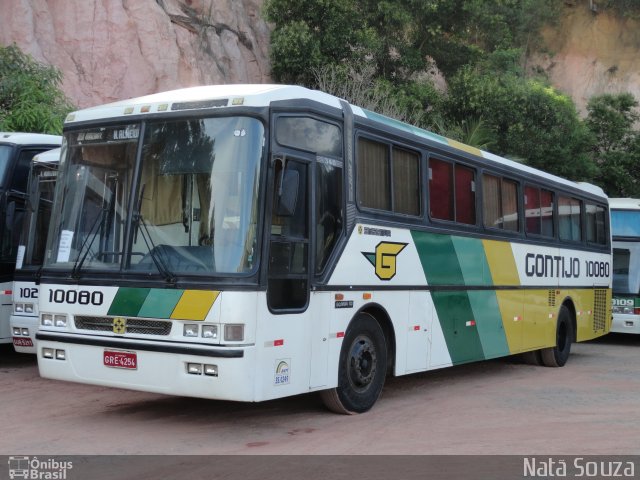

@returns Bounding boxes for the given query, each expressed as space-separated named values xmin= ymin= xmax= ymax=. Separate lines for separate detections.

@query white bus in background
xmin=0 ymin=133 xmax=62 ymax=346
xmin=11 ymin=148 xmax=61 ymax=352
xmin=610 ymin=198 xmax=640 ymax=334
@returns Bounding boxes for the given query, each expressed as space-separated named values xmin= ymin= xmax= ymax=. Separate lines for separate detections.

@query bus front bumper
xmin=611 ymin=314 xmax=640 ymax=334
xmin=10 ymin=314 xmax=37 ymax=354
xmin=36 ymin=332 xmax=257 ymax=401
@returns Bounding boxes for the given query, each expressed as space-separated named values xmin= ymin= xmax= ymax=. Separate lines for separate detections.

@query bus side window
xmin=559 ymin=196 xmax=582 ymax=241
xmin=483 ymin=174 xmax=519 ymax=231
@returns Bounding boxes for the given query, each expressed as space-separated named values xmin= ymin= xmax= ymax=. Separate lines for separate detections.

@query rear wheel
xmin=541 ymin=305 xmax=573 ymax=367
xmin=320 ymin=313 xmax=387 ymax=414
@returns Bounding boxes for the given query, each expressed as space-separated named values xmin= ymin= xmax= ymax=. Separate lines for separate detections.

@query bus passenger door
xmin=267 ymin=157 xmax=310 ymax=312
xmin=265 ymin=155 xmax=314 ymax=393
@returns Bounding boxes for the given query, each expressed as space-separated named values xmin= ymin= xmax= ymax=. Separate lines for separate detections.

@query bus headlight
xmin=54 ymin=314 xmax=68 ymax=327
xmin=201 ymin=325 xmax=218 ymax=339
xmin=183 ymin=324 xmax=199 ymax=337
xmin=41 ymin=314 xmax=53 ymax=327
xmin=224 ymin=324 xmax=244 ymax=342
xmin=14 ymin=303 xmax=24 ymax=313
xmin=24 ymin=303 xmax=34 ymax=313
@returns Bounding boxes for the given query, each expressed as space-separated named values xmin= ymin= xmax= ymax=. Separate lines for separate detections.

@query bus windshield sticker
xmin=15 ymin=245 xmax=25 ymax=269
xmin=57 ymin=230 xmax=74 ymax=262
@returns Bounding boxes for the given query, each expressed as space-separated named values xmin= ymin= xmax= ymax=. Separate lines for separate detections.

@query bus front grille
xmin=593 ymin=289 xmax=608 ymax=332
xmin=74 ymin=316 xmax=172 ymax=336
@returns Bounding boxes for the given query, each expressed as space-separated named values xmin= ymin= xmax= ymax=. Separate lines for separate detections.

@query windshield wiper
xmin=133 ymin=184 xmax=176 ymax=284
xmin=70 ymin=202 xmax=110 ymax=279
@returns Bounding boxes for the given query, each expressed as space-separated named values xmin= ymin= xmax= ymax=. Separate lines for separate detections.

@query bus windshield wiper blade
xmin=134 ymin=213 xmax=176 ymax=284
xmin=70 ymin=206 xmax=107 ymax=279
xmin=133 ymin=184 xmax=176 ymax=284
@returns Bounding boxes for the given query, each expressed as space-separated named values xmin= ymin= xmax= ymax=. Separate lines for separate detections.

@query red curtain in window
xmin=525 ymin=186 xmax=541 ymax=234
xmin=455 ymin=165 xmax=475 ymax=224
xmin=429 ymin=158 xmax=453 ymax=220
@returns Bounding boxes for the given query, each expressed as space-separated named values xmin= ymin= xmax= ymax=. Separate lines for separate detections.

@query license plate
xmin=103 ymin=350 xmax=137 ymax=370
xmin=13 ymin=337 xmax=33 ymax=347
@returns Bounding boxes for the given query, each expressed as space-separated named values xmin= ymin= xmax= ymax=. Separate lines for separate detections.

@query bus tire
xmin=540 ymin=305 xmax=573 ymax=367
xmin=320 ymin=313 xmax=387 ymax=414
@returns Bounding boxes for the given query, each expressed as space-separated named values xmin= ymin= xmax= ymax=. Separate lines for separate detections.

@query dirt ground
xmin=1 ymin=334 xmax=638 ymax=458
xmin=0 ymin=334 xmax=640 ymax=455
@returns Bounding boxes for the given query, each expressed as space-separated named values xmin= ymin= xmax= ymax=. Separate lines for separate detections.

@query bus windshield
xmin=611 ymin=210 xmax=640 ymax=238
xmin=45 ymin=116 xmax=264 ymax=276
xmin=611 ymin=209 xmax=640 ymax=295
xmin=18 ymin=161 xmax=58 ymax=269
xmin=0 ymin=145 xmax=12 ymax=188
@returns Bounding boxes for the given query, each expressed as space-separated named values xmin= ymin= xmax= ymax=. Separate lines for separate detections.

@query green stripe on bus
xmin=411 ymin=231 xmax=465 ymax=285
xmin=431 ymin=291 xmax=485 ymax=364
xmin=411 ymin=231 xmax=512 ymax=362
xmin=467 ymin=291 xmax=510 ymax=359
xmin=108 ymin=287 xmax=151 ymax=317
xmin=362 ymin=109 xmax=449 ymax=145
xmin=451 ymin=236 xmax=492 ymax=286
xmin=138 ymin=289 xmax=184 ymax=319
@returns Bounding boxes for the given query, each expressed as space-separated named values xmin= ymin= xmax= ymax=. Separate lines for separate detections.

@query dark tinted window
xmin=276 ymin=117 xmax=341 ymax=157
xmin=586 ymin=203 xmax=606 ymax=245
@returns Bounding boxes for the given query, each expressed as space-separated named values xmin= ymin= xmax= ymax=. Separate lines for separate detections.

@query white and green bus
xmin=610 ymin=198 xmax=640 ymax=334
xmin=36 ymin=85 xmax=611 ymax=413
xmin=11 ymin=148 xmax=61 ymax=353
xmin=1 ymin=133 xmax=61 ymax=346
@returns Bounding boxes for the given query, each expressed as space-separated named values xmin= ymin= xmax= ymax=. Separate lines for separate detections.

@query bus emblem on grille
xmin=113 ymin=317 xmax=127 ymax=334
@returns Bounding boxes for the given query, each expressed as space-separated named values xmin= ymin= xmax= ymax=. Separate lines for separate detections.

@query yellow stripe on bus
xmin=447 ymin=139 xmax=483 ymax=157
xmin=482 ymin=239 xmax=520 ymax=286
xmin=170 ymin=290 xmax=220 ymax=321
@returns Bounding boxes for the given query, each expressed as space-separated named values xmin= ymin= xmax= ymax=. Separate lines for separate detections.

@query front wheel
xmin=320 ymin=313 xmax=387 ymax=414
xmin=541 ymin=305 xmax=574 ymax=367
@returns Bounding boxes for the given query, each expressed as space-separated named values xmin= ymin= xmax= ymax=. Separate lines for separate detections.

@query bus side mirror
xmin=276 ymin=169 xmax=299 ymax=217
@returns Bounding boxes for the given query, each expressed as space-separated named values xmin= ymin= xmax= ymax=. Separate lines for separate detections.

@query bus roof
xmin=33 ymin=147 xmax=62 ymax=165
xmin=64 ymin=84 xmax=606 ymax=201
xmin=609 ymin=198 xmax=640 ymax=210
xmin=0 ymin=132 xmax=62 ymax=146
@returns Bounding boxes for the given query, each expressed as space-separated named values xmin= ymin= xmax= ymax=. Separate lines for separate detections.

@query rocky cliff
xmin=0 ymin=0 xmax=271 ymax=108
xmin=533 ymin=2 xmax=640 ymax=114
xmin=0 ymin=0 xmax=638 ymax=114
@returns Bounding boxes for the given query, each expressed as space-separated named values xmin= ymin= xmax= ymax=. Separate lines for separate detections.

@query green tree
xmin=586 ymin=93 xmax=640 ymax=197
xmin=445 ymin=68 xmax=595 ymax=181
xmin=0 ymin=44 xmax=73 ymax=134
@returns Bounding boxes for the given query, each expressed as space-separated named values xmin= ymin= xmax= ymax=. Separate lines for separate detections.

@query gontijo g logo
xmin=362 ymin=242 xmax=408 ymax=280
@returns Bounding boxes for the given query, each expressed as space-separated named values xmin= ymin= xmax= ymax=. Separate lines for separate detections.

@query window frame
xmin=481 ymin=172 xmax=521 ymax=234
xmin=557 ymin=194 xmax=584 ymax=243
xmin=355 ymin=132 xmax=422 ymax=219
xmin=524 ymin=183 xmax=555 ymax=239
xmin=427 ymin=154 xmax=478 ymax=227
